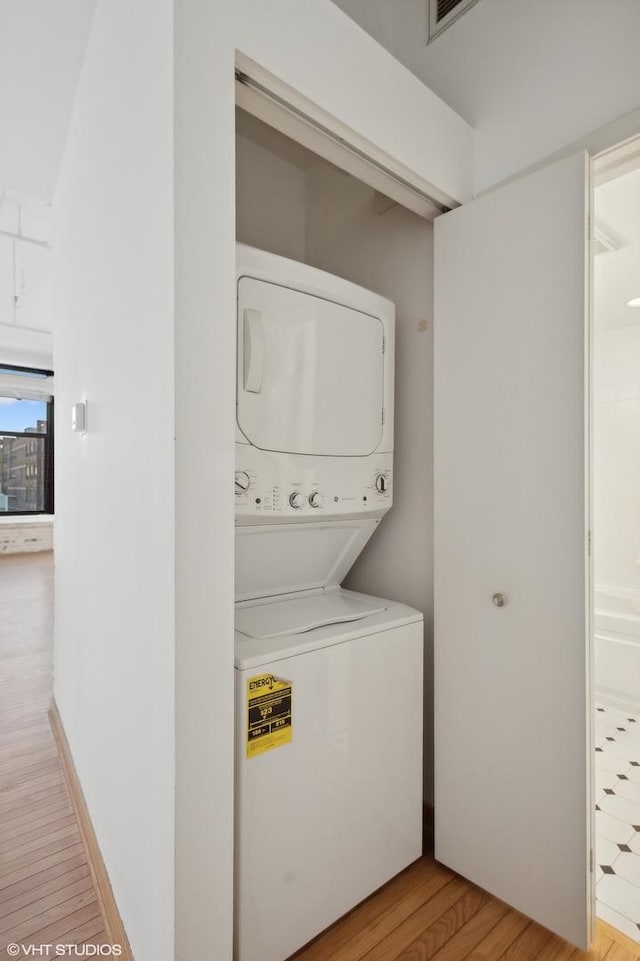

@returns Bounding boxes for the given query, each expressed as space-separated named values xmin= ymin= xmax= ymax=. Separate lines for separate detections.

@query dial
xmin=235 ymin=471 xmax=250 ymax=495
xmin=308 ymin=492 xmax=324 ymax=509
xmin=375 ymin=473 xmax=389 ymax=494
xmin=289 ymin=491 xmax=305 ymax=509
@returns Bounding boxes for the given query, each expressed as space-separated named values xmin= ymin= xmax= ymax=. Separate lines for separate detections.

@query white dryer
xmin=234 ymin=243 xmax=394 ymax=525
xmin=234 ymin=246 xmax=423 ymax=961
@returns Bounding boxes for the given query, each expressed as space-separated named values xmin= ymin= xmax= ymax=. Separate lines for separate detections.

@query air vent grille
xmin=437 ymin=0 xmax=465 ymax=19
xmin=428 ymin=0 xmax=481 ymax=41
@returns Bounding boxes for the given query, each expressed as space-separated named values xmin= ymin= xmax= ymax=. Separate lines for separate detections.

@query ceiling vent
xmin=428 ymin=0 xmax=482 ymax=42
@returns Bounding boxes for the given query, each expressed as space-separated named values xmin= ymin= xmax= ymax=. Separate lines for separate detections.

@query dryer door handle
xmin=244 ymin=309 xmax=265 ymax=393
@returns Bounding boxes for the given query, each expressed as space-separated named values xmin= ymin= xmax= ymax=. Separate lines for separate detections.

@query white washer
xmin=233 ymin=246 xmax=423 ymax=961
xmin=234 ymin=588 xmax=423 ymax=961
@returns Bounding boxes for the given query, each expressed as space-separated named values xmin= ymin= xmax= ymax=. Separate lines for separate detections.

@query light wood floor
xmin=291 ymin=855 xmax=640 ymax=961
xmin=0 ymin=552 xmax=108 ymax=957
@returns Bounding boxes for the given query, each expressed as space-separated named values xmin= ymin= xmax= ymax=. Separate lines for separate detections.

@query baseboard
xmin=597 ymin=919 xmax=640 ymax=955
xmin=49 ymin=700 xmax=133 ymax=959
xmin=423 ymin=803 xmax=434 ymax=854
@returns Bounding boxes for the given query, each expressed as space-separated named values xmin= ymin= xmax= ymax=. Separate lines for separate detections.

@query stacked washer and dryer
xmin=234 ymin=244 xmax=424 ymax=961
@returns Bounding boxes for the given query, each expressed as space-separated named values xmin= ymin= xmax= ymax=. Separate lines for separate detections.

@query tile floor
xmin=595 ymin=704 xmax=640 ymax=943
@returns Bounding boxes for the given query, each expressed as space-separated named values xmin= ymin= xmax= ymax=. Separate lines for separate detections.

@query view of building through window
xmin=0 ymin=397 xmax=53 ymax=514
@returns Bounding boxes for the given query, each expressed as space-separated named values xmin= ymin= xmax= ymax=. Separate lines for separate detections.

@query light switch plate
xmin=71 ymin=402 xmax=87 ymax=433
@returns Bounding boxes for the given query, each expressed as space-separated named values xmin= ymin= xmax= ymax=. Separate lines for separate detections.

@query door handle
xmin=244 ymin=309 xmax=264 ymax=393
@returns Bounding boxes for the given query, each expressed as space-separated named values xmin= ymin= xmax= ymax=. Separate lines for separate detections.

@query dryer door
xmin=237 ymin=278 xmax=385 ymax=456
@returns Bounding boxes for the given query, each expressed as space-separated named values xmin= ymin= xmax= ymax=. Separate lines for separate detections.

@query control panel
xmin=234 ymin=446 xmax=392 ymax=522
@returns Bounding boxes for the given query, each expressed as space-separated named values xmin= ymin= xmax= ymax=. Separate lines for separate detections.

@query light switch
xmin=71 ymin=402 xmax=87 ymax=433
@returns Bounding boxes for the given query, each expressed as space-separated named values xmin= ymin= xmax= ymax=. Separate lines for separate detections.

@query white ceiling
xmin=0 ymin=0 xmax=97 ymax=202
xmin=331 ymin=0 xmax=640 ymax=192
xmin=595 ymin=167 xmax=640 ymax=330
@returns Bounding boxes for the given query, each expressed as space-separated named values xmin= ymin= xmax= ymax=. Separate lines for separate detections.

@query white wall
xmin=53 ymin=1 xmax=174 ymax=959
xmin=174 ymin=2 xmax=236 ymax=961
xmin=331 ymin=0 xmax=640 ymax=192
xmin=594 ymin=325 xmax=640 ymax=594
xmin=236 ymin=130 xmax=306 ymax=261
xmin=304 ymin=165 xmax=435 ymax=802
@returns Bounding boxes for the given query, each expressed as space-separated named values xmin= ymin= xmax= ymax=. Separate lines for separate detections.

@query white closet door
xmin=434 ymin=152 xmax=592 ymax=949
xmin=237 ymin=278 xmax=384 ymax=457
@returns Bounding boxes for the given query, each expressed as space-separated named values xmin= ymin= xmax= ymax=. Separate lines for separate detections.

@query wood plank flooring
xmin=291 ymin=856 xmax=640 ymax=961
xmin=0 ymin=552 xmax=108 ymax=958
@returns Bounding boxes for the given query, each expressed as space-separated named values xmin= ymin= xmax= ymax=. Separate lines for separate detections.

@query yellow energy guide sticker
xmin=246 ymin=673 xmax=293 ymax=758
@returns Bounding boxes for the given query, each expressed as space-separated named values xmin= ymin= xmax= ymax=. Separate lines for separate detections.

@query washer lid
xmin=234 ymin=589 xmax=423 ymax=669
xmin=235 ymin=591 xmax=387 ymax=640
xmin=235 ymin=519 xmax=379 ymax=602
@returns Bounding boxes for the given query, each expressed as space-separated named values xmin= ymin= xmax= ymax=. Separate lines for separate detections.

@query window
xmin=0 ymin=366 xmax=54 ymax=515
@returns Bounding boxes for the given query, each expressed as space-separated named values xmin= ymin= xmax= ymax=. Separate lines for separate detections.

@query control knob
xmin=308 ymin=492 xmax=324 ymax=509
xmin=375 ymin=473 xmax=389 ymax=494
xmin=289 ymin=492 xmax=305 ymax=509
xmin=235 ymin=471 xmax=251 ymax=495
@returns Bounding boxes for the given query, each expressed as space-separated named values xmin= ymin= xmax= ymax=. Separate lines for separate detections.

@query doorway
xmin=592 ymin=142 xmax=640 ymax=943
